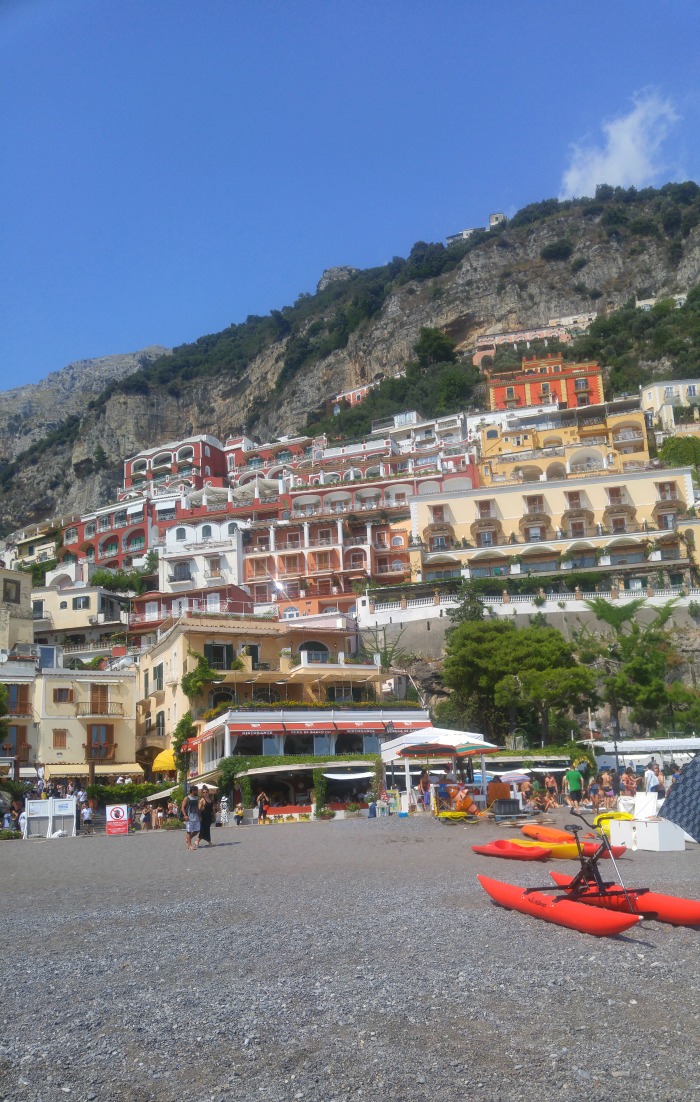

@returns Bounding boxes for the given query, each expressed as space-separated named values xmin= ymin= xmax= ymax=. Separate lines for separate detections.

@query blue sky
xmin=2 ymin=0 xmax=700 ymax=388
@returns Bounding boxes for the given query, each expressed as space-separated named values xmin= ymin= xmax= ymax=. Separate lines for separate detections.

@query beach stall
xmin=380 ymin=727 xmax=499 ymax=814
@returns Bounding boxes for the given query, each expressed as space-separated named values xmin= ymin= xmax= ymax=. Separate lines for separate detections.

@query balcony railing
xmin=6 ymin=703 xmax=32 ymax=716
xmin=84 ymin=744 xmax=117 ymax=761
xmin=76 ymin=701 xmax=125 ymax=717
xmin=374 ymin=563 xmax=409 ymax=574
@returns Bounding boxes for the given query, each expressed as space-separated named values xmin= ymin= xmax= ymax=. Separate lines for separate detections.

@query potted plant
xmin=315 ymin=806 xmax=335 ymax=820
xmin=345 ymin=801 xmax=362 ymax=817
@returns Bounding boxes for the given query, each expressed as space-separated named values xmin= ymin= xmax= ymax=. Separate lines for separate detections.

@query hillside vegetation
xmin=4 ymin=180 xmax=700 ymax=535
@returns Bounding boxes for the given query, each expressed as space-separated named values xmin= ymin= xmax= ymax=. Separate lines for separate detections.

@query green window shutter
xmin=204 ymin=644 xmax=214 ymax=664
xmin=225 ymin=644 xmax=234 ymax=668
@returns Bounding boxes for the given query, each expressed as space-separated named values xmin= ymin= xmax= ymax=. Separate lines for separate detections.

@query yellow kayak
xmin=507 ymin=838 xmax=627 ymax=860
xmin=594 ymin=811 xmax=633 ymax=837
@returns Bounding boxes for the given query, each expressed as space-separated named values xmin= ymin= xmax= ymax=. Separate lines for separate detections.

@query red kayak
xmin=478 ymin=875 xmax=641 ymax=937
xmin=550 ymin=872 xmax=700 ymax=927
xmin=472 ymin=839 xmax=551 ymax=861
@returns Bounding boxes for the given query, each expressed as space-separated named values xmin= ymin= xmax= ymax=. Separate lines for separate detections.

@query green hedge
xmin=86 ymin=782 xmax=173 ymax=804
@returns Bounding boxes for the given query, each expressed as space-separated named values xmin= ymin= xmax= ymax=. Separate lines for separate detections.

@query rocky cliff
xmin=0 ymin=346 xmax=170 ymax=461
xmin=3 ymin=187 xmax=700 ymax=536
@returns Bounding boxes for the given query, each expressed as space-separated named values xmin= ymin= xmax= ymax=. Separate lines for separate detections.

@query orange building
xmin=486 ymin=353 xmax=605 ymax=412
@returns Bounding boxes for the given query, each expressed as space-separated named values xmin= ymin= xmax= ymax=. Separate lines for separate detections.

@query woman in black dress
xmin=198 ymin=786 xmax=215 ymax=847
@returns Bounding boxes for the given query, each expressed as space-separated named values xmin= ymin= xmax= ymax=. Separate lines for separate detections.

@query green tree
xmin=495 ymin=666 xmax=597 ymax=746
xmin=413 ymin=327 xmax=456 ymax=367
xmin=172 ymin=712 xmax=196 ymax=781
xmin=576 ymin=598 xmax=684 ymax=736
xmin=441 ymin=620 xmax=581 ymax=741
xmin=446 ymin=581 xmax=485 ymax=626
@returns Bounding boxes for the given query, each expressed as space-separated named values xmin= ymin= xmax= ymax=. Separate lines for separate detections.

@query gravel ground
xmin=2 ymin=813 xmax=700 ymax=1102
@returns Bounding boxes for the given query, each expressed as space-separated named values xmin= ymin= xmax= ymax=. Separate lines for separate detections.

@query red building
xmin=486 ymin=353 xmax=605 ymax=412
xmin=122 ymin=435 xmax=228 ymax=495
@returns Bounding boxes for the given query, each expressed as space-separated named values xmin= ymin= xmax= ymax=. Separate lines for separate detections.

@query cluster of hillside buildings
xmin=3 ymin=349 xmax=700 ymax=789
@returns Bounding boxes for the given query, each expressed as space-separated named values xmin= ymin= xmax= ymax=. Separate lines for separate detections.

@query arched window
xmin=174 ymin=561 xmax=191 ymax=581
xmin=175 ymin=527 xmax=186 ymax=541
xmin=282 ymin=606 xmax=300 ymax=620
xmin=391 ymin=535 xmax=404 ymax=546
xmin=60 ymin=601 xmax=68 ymax=610
xmin=205 ymin=466 xmax=211 ymax=476
xmin=201 ymin=525 xmax=212 ymax=539
xmin=228 ymin=522 xmax=237 ymax=535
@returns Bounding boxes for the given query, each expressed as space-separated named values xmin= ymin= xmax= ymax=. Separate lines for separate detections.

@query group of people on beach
xmin=553 ymin=760 xmax=679 ymax=811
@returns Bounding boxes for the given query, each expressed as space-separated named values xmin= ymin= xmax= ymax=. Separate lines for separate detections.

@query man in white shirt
xmin=116 ymin=776 xmax=125 ymax=785
xmin=644 ymin=763 xmax=660 ymax=794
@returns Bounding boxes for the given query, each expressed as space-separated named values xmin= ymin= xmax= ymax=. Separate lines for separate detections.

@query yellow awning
xmin=152 ymin=749 xmax=176 ymax=772
xmin=43 ymin=762 xmax=144 ymax=779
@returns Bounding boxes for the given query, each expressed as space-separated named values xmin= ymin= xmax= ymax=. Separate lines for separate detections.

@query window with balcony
xmin=656 ymin=482 xmax=678 ymax=501
xmin=153 ymin=663 xmax=164 ymax=691
xmin=476 ymin=531 xmax=494 ymax=547
xmin=608 ymin=488 xmax=625 ymax=506
xmin=206 ymin=556 xmax=222 ymax=578
xmin=431 ymin=506 xmax=445 ymax=522
xmin=610 ymin=517 xmax=627 ymax=534
xmin=113 ymin=512 xmax=127 ymax=528
xmin=566 ymin=492 xmax=582 ymax=509
xmin=316 ymin=553 xmax=331 ymax=571
xmin=203 ymin=643 xmax=235 ymax=671
xmin=349 ymin=553 xmax=365 ymax=568
xmin=98 ymin=516 xmax=112 ymax=531
xmin=7 ymin=684 xmax=30 ymax=715
xmin=477 ymin=501 xmax=493 ymax=519
xmin=84 ymin=523 xmax=96 ymax=538
xmin=576 ymin=396 xmax=589 ymax=406
xmin=525 ymin=495 xmax=544 ymax=513
xmin=569 ymin=521 xmax=586 ymax=538
xmin=172 ymin=562 xmax=192 ymax=582
xmin=64 ymin=528 xmax=78 ymax=544
xmin=431 ymin=537 xmax=447 ymax=550
xmin=156 ymin=711 xmax=165 ymax=738
xmin=660 ymin=514 xmax=676 ymax=530
xmin=526 ymin=527 xmax=543 ymax=542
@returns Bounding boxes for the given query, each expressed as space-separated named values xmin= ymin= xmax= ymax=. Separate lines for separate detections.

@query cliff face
xmin=0 ymin=346 xmax=170 ymax=461
xmin=3 ymin=201 xmax=700 ymax=535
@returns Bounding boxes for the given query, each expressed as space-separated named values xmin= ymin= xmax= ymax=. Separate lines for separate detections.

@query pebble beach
xmin=2 ymin=815 xmax=699 ymax=1102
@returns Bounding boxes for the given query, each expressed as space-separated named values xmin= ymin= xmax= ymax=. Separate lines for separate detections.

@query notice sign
xmin=106 ymin=804 xmax=129 ymax=835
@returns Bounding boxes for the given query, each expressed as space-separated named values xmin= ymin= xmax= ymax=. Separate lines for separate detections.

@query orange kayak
xmin=522 ymin=824 xmax=574 ymax=843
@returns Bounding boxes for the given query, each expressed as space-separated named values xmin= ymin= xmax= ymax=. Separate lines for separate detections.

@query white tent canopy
xmin=381 ymin=726 xmax=499 ymax=807
xmin=381 ymin=727 xmax=498 ymax=763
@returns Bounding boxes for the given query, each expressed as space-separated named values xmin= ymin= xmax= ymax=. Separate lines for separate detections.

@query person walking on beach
xmin=198 ymin=785 xmax=214 ymax=847
xmin=182 ymin=786 xmax=201 ymax=850
xmin=563 ymin=764 xmax=583 ymax=809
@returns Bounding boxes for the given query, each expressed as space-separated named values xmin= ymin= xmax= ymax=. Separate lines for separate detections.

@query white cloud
xmin=560 ymin=92 xmax=679 ymax=199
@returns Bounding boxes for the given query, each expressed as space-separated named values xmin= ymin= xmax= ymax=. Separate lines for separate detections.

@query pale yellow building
xmin=411 ymin=466 xmax=697 ymax=590
xmin=478 ymin=402 xmax=649 ymax=487
xmin=36 ymin=667 xmax=139 ymax=782
xmin=135 ymin=613 xmax=383 ymax=772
